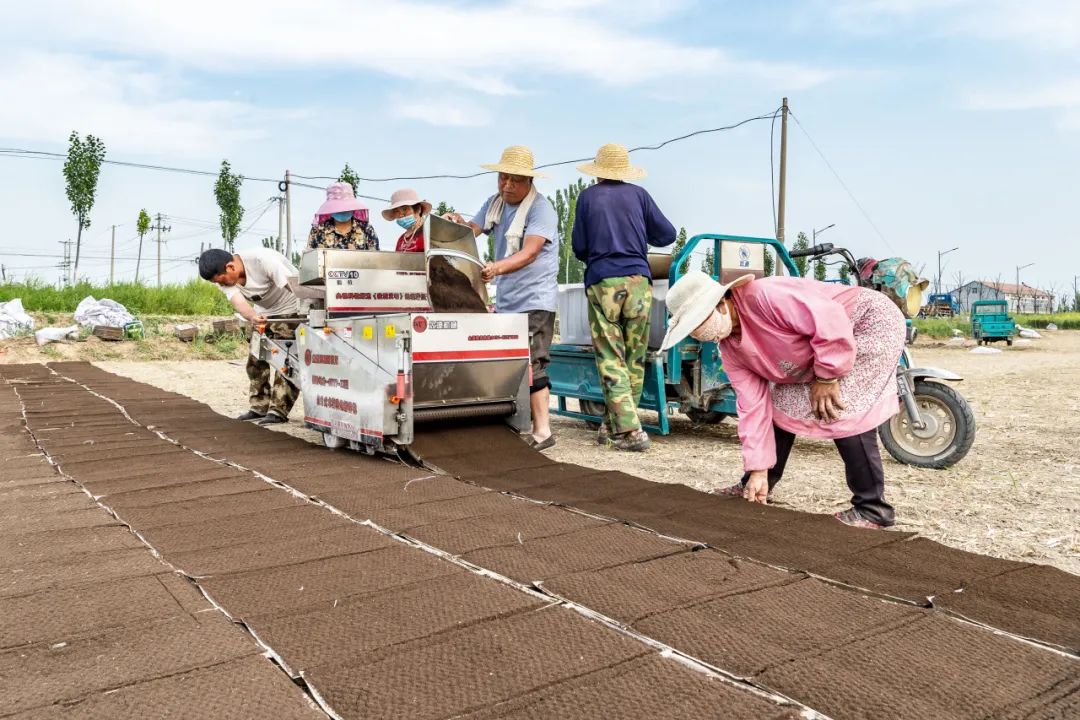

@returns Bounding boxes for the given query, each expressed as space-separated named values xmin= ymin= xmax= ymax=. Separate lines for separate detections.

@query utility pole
xmin=937 ymin=247 xmax=959 ymax=296
xmin=109 ymin=224 xmax=116 ymax=285
xmin=1 ymin=264 xmax=6 ymax=283
xmin=58 ymin=239 xmax=73 ymax=286
xmin=149 ymin=213 xmax=172 ymax=288
xmin=284 ymin=171 xmax=294 ymax=261
xmin=1016 ymin=263 xmax=1033 ymax=314
xmin=276 ymin=194 xmax=285 ymax=253
xmin=777 ymin=98 xmax=789 ymax=263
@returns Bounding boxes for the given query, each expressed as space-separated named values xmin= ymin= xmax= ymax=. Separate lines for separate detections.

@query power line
xmin=1 ymin=109 xmax=778 ymax=188
xmin=289 ymin=110 xmax=780 ymax=183
xmin=788 ymin=111 xmax=893 ymax=253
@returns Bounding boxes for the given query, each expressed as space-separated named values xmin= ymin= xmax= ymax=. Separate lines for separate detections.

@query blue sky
xmin=0 ymin=0 xmax=1077 ymax=297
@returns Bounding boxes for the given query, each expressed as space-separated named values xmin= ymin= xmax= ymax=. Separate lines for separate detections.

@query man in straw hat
xmin=443 ymin=146 xmax=560 ymax=450
xmin=660 ymin=270 xmax=905 ymax=529
xmin=572 ymin=143 xmax=676 ymax=452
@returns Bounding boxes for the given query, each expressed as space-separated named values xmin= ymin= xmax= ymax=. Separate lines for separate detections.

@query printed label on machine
xmin=410 ymin=312 xmax=530 ymax=363
xmin=326 ymin=267 xmax=433 ymax=314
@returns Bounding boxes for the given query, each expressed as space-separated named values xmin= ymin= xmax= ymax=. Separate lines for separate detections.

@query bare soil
xmin=94 ymin=331 xmax=1079 ymax=575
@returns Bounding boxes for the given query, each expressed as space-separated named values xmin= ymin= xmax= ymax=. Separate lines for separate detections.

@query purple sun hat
xmin=313 ymin=182 xmax=369 ymax=225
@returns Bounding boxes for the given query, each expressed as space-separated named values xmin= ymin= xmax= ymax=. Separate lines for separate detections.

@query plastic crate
xmin=556 ymin=280 xmax=668 ymax=349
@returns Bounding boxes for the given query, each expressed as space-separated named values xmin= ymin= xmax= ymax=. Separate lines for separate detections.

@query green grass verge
xmin=1017 ymin=312 xmax=1080 ymax=330
xmin=0 ymin=279 xmax=230 ymax=315
xmin=912 ymin=317 xmax=969 ymax=338
xmin=914 ymin=312 xmax=1080 ymax=337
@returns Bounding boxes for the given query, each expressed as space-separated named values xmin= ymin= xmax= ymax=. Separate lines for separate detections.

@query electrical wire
xmin=288 ymin=110 xmax=780 ymax=183
xmin=788 ymin=111 xmax=894 ymax=253
xmin=2 ymin=109 xmax=778 ymax=187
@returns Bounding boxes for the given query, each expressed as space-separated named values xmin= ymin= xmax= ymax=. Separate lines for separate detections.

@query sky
xmin=0 ymin=0 xmax=1077 ymax=297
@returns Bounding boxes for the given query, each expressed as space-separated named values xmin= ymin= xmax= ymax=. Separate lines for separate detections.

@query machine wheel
xmin=686 ymin=408 xmax=728 ymax=424
xmin=579 ymin=400 xmax=606 ymax=429
xmin=1006 ymin=338 xmax=1014 ymax=346
xmin=879 ymin=381 xmax=975 ymax=469
xmin=322 ymin=431 xmax=346 ymax=450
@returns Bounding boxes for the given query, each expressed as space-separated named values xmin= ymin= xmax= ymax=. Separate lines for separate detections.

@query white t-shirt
xmin=221 ymin=248 xmax=299 ymax=317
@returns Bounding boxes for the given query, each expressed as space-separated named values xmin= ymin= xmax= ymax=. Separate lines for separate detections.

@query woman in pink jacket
xmin=661 ymin=270 xmax=906 ymax=529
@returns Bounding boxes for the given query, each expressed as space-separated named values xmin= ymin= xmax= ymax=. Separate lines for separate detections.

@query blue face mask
xmin=331 ymin=211 xmax=353 ymax=222
xmin=396 ymin=215 xmax=417 ymax=229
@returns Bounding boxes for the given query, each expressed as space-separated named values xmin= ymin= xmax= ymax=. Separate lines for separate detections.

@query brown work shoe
xmin=612 ymin=429 xmax=650 ymax=452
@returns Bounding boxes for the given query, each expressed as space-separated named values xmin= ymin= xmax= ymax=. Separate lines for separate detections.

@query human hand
xmin=743 ymin=470 xmax=769 ymax=504
xmin=481 ymin=262 xmax=498 ymax=282
xmin=810 ymin=379 xmax=846 ymax=422
xmin=443 ymin=212 xmax=464 ymax=224
xmin=252 ymin=314 xmax=268 ymax=324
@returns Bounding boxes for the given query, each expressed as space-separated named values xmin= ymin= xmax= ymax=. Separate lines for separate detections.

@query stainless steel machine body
xmin=252 ymin=214 xmax=530 ymax=454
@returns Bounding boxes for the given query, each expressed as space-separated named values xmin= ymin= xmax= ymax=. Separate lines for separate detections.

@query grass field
xmin=914 ymin=312 xmax=1080 ymax=337
xmin=0 ymin=279 xmax=231 ymax=315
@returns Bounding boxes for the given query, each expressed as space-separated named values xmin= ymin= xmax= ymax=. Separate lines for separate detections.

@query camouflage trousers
xmin=586 ymin=275 xmax=652 ymax=435
xmin=246 ymin=320 xmax=299 ymax=417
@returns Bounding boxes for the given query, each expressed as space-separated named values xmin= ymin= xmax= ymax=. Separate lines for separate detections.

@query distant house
xmin=955 ymin=281 xmax=1054 ymax=314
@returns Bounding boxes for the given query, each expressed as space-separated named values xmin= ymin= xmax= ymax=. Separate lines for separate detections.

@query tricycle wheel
xmin=686 ymin=409 xmax=728 ymax=424
xmin=578 ymin=400 xmax=606 ymax=429
xmin=322 ymin=431 xmax=346 ymax=450
xmin=879 ymin=381 xmax=975 ymax=469
xmin=1006 ymin=338 xmax=1013 ymax=346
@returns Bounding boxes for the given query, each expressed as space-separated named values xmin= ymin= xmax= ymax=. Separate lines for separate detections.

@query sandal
xmin=834 ymin=507 xmax=885 ymax=530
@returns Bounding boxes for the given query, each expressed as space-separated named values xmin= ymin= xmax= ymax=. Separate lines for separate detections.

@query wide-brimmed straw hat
xmin=480 ymin=145 xmax=548 ymax=178
xmin=314 ymin=182 xmax=369 ymax=225
xmin=381 ymin=188 xmax=433 ymax=221
xmin=660 ymin=270 xmax=756 ymax=351
xmin=577 ymin=143 xmax=645 ymax=181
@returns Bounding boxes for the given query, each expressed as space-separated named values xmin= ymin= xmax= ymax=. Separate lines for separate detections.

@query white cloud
xmin=966 ymin=78 xmax=1080 ymax=111
xmin=832 ymin=0 xmax=1080 ymax=50
xmin=0 ymin=0 xmax=831 ymax=95
xmin=392 ymin=98 xmax=493 ymax=127
xmin=0 ymin=51 xmax=288 ymax=155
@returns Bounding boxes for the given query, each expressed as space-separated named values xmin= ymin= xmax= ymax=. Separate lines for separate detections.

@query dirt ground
xmin=84 ymin=331 xmax=1080 ymax=575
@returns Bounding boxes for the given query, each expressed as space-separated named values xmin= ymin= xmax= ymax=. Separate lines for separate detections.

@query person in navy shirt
xmin=572 ymin=144 xmax=676 ymax=452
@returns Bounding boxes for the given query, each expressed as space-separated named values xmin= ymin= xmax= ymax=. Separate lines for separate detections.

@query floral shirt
xmin=307 ymin=219 xmax=380 ymax=251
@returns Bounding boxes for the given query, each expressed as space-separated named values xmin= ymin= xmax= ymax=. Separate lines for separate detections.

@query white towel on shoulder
xmin=481 ymin=186 xmax=537 ymax=256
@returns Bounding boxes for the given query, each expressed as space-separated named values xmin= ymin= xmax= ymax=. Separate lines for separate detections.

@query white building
xmin=954 ymin=281 xmax=1054 ymax=314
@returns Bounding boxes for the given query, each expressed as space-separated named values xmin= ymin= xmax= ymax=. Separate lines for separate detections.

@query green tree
xmin=671 ymin=227 xmax=691 ymax=275
xmin=838 ymin=262 xmax=851 ymax=284
xmin=763 ymin=249 xmax=775 ymax=277
xmin=814 ymin=258 xmax=827 ymax=281
xmin=214 ymin=160 xmax=244 ymax=251
xmin=434 ymin=201 xmax=456 ymax=216
xmin=549 ymin=179 xmax=588 ymax=283
xmin=135 ymin=209 xmax=151 ymax=284
xmin=62 ymin=131 xmax=107 ymax=282
xmin=702 ymin=248 xmax=715 ymax=277
xmin=338 ymin=163 xmax=360 ymax=191
xmin=791 ymin=231 xmax=810 ymax=277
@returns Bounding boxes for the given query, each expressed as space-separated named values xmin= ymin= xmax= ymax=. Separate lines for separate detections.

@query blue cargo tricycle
xmin=548 ymin=234 xmax=975 ymax=469
xmin=971 ymin=300 xmax=1016 ymax=346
